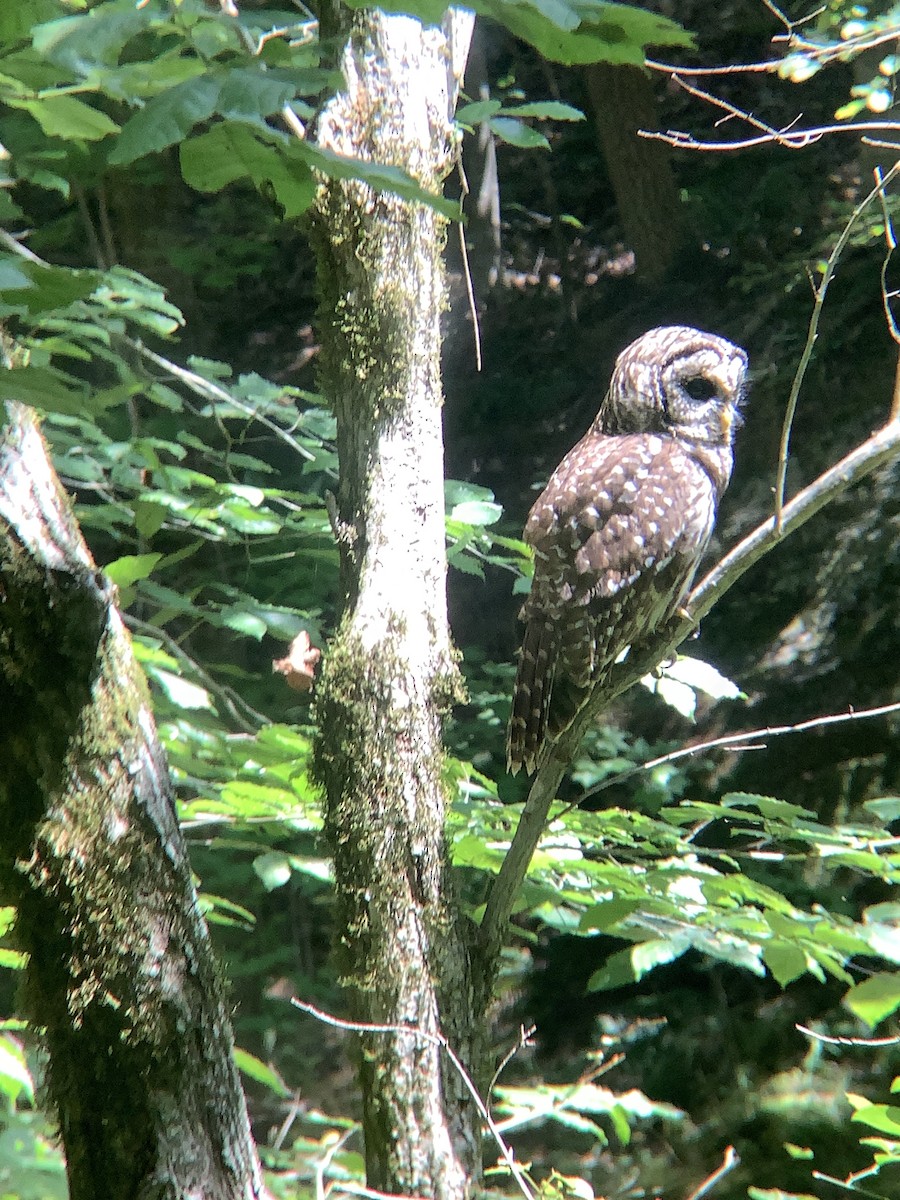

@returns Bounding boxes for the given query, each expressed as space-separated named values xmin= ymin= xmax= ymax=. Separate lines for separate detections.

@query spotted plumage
xmin=507 ymin=325 xmax=748 ymax=775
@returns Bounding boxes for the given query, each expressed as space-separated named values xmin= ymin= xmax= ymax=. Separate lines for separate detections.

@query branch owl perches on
xmin=507 ymin=325 xmax=748 ymax=776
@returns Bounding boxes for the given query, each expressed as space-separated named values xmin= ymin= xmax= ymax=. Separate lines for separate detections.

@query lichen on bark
xmin=0 ymin=402 xmax=265 ymax=1200
xmin=308 ymin=9 xmax=480 ymax=1198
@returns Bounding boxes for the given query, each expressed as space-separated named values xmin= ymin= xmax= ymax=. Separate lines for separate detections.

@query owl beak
xmin=718 ymin=406 xmax=734 ymax=440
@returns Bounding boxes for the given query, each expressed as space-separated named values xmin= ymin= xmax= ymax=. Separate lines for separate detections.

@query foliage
xmin=2 ymin=0 xmax=900 ymax=1197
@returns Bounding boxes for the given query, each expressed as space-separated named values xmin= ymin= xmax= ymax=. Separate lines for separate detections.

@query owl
xmin=507 ymin=325 xmax=748 ymax=776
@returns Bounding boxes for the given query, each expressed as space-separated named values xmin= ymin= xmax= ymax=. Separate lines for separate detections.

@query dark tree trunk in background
xmin=0 ymin=403 xmax=265 ymax=1200
xmin=309 ymin=10 xmax=481 ymax=1199
xmin=586 ymin=63 xmax=684 ymax=282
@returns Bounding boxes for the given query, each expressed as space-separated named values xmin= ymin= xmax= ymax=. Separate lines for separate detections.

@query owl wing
xmin=507 ymin=433 xmax=716 ymax=775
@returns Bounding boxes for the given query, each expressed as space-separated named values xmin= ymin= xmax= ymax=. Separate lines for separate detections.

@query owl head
xmin=597 ymin=325 xmax=748 ymax=447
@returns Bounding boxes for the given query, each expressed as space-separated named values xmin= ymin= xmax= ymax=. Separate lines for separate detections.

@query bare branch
xmin=684 ymin=1147 xmax=740 ymax=1200
xmin=477 ymin=755 xmax=568 ymax=985
xmin=797 ymin=1024 xmax=900 ymax=1047
xmin=457 ymin=158 xmax=484 ymax=373
xmin=291 ymin=1000 xmax=535 ymax=1200
xmin=481 ymin=419 xmax=900 ymax=979
xmin=775 ymin=162 xmax=900 ymax=523
xmin=645 ymin=57 xmax=776 ymax=78
xmin=124 ymin=613 xmax=268 ymax=734
xmin=641 ymin=73 xmax=900 ymax=152
xmin=573 ymin=701 xmax=900 ymax=808
xmin=129 ymin=340 xmax=316 ymax=462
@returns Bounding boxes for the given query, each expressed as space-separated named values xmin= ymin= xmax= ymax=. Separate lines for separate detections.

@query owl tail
xmin=543 ymin=610 xmax=598 ymax=751
xmin=507 ymin=617 xmax=558 ymax=776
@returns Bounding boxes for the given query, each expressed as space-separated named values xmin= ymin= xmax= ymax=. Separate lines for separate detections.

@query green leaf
xmin=721 ymin=793 xmax=815 ymax=821
xmin=11 ymin=95 xmax=119 ymax=141
xmin=17 ymin=264 xmax=99 ymax=315
xmin=0 ymin=365 xmax=91 ymax=415
xmin=865 ymin=796 xmax=900 ymax=823
xmin=850 ymin=1103 xmax=900 ymax=1136
xmin=489 ymin=117 xmax=550 ymax=150
xmin=298 ymin=141 xmax=460 ymax=219
xmin=180 ymin=123 xmax=316 ymax=218
xmin=134 ymin=499 xmax=168 ymax=539
xmin=763 ymin=941 xmax=808 ymax=987
xmin=474 ymin=0 xmax=693 ymax=67
xmin=221 ymin=609 xmax=268 ymax=640
xmin=32 ymin=8 xmax=151 ymax=74
xmin=784 ymin=1144 xmax=815 ymax=1160
xmin=748 ymin=1191 xmax=818 ymax=1200
xmin=253 ymin=850 xmax=293 ymax=890
xmin=579 ymin=899 xmax=642 ymax=932
xmin=0 ymin=1037 xmax=34 ymax=1105
xmin=104 ymin=553 xmax=162 ymax=588
xmin=455 ymin=99 xmax=502 ymax=125
xmin=0 ymin=0 xmax=62 ymax=43
xmin=587 ymin=937 xmax=690 ymax=990
xmin=449 ymin=499 xmax=503 ymax=526
xmin=215 ymin=66 xmax=299 ymax=123
xmin=843 ymin=973 xmax=900 ymax=1028
xmin=109 ymin=76 xmax=222 ymax=165
xmin=499 ymin=101 xmax=585 ymax=121
xmin=149 ymin=668 xmax=213 ymax=712
xmin=233 ymin=1047 xmax=290 ymax=1097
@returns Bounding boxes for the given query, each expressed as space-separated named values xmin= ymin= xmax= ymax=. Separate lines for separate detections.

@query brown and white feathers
xmin=507 ymin=325 xmax=748 ymax=776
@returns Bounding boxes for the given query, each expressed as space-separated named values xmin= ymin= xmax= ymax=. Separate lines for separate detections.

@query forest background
xmin=1 ymin=0 xmax=900 ymax=1198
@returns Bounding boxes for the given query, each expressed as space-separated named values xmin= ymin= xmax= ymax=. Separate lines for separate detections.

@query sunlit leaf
xmin=234 ymin=1047 xmax=290 ymax=1097
xmin=843 ymin=973 xmax=900 ymax=1028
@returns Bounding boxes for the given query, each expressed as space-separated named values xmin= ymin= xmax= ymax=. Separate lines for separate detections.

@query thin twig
xmin=291 ymin=1000 xmax=535 ymax=1200
xmin=72 ymin=183 xmax=107 ymax=269
xmin=684 ymin=1146 xmax=740 ymax=1200
xmin=876 ymin=164 xmax=900 ymax=356
xmin=811 ymin=1165 xmax=883 ymax=1191
xmin=641 ymin=71 xmax=900 ymax=152
xmin=125 ymin=613 xmax=268 ymax=733
xmin=645 ymin=57 xmax=775 ymax=77
xmin=797 ymin=1024 xmax=900 ymax=1047
xmin=775 ymin=161 xmax=900 ymax=524
xmin=456 ymin=158 xmax=483 ymax=373
xmin=129 ymin=340 xmax=316 ymax=462
xmin=0 ymin=229 xmax=45 ymax=265
xmin=488 ymin=1025 xmax=535 ymax=1099
xmin=282 ymin=102 xmax=307 ymax=141
xmin=573 ymin=700 xmax=900 ymax=808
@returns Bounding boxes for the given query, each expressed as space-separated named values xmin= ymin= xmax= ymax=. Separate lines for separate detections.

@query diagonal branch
xmin=477 ymin=417 xmax=900 ymax=987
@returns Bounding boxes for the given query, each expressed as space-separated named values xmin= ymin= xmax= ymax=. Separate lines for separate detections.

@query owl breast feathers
xmin=507 ymin=325 xmax=748 ymax=776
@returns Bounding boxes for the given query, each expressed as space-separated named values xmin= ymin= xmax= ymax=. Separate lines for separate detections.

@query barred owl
xmin=507 ymin=326 xmax=748 ymax=776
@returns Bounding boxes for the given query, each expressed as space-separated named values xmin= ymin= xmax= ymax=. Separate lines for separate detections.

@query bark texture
xmin=310 ymin=11 xmax=479 ymax=1199
xmin=586 ymin=63 xmax=684 ymax=283
xmin=0 ymin=403 xmax=265 ymax=1200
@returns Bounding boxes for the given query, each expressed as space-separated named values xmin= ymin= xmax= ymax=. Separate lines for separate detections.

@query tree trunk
xmin=585 ymin=62 xmax=684 ymax=283
xmin=309 ymin=10 xmax=479 ymax=1199
xmin=0 ymin=403 xmax=265 ymax=1200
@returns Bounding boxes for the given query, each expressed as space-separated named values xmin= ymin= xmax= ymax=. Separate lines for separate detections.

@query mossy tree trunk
xmin=0 ymin=403 xmax=265 ymax=1200
xmin=310 ymin=9 xmax=479 ymax=1199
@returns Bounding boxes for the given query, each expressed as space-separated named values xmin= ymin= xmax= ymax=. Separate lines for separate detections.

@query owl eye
xmin=682 ymin=376 xmax=718 ymax=403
